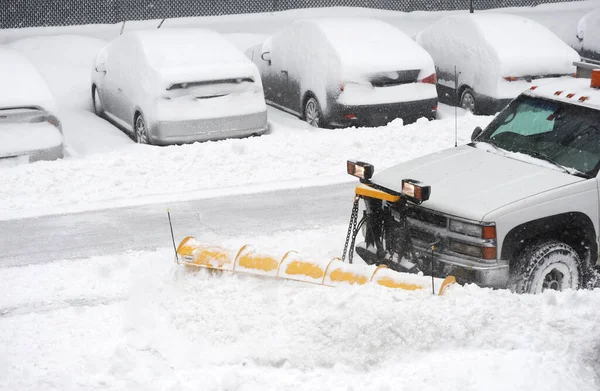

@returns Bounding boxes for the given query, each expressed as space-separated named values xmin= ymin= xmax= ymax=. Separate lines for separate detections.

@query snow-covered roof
xmin=0 ymin=48 xmax=56 ymax=112
xmin=524 ymin=77 xmax=600 ymax=111
xmin=130 ymin=29 xmax=252 ymax=70
xmin=305 ymin=18 xmax=434 ymax=76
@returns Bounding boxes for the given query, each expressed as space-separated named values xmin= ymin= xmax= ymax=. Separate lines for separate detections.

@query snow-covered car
xmin=347 ymin=70 xmax=600 ymax=293
xmin=576 ymin=8 xmax=600 ymax=62
xmin=417 ymin=13 xmax=581 ymax=115
xmin=246 ymin=18 xmax=438 ymax=128
xmin=0 ymin=48 xmax=64 ymax=167
xmin=91 ymin=29 xmax=268 ymax=145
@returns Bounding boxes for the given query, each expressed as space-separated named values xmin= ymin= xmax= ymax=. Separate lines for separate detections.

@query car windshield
xmin=477 ymin=95 xmax=600 ymax=177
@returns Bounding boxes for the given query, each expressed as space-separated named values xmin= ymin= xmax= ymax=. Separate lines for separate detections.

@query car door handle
xmin=118 ymin=88 xmax=123 ymax=93
xmin=281 ymin=70 xmax=288 ymax=75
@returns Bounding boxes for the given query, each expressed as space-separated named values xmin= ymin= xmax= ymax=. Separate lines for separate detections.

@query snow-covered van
xmin=417 ymin=14 xmax=580 ymax=115
xmin=347 ymin=70 xmax=600 ymax=293
xmin=246 ymin=18 xmax=438 ymax=128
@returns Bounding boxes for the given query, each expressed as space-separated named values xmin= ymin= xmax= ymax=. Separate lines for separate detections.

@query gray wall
xmin=0 ymin=0 xmax=583 ymax=29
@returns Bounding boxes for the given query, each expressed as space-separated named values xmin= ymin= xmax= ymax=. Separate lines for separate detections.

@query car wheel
xmin=460 ymin=88 xmax=477 ymax=113
xmin=508 ymin=240 xmax=582 ymax=294
xmin=304 ymin=96 xmax=323 ymax=128
xmin=92 ymin=87 xmax=104 ymax=116
xmin=134 ymin=113 xmax=150 ymax=144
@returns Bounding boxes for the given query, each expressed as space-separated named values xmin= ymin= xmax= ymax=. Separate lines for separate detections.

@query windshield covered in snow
xmin=477 ymin=95 xmax=600 ymax=177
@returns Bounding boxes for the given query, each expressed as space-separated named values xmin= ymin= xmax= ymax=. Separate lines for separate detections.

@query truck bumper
xmin=355 ymin=242 xmax=510 ymax=289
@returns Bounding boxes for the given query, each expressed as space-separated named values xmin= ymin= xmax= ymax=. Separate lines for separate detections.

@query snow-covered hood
xmin=371 ymin=144 xmax=585 ymax=221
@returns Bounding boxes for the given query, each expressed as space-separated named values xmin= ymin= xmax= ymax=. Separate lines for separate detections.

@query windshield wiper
xmin=514 ymin=148 xmax=591 ymax=178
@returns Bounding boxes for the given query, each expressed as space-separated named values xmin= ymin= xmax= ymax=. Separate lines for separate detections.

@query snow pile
xmin=0 ymin=112 xmax=492 ymax=220
xmin=1 ymin=226 xmax=599 ymax=390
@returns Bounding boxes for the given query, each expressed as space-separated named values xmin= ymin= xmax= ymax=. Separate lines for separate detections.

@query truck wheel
xmin=509 ymin=240 xmax=581 ymax=294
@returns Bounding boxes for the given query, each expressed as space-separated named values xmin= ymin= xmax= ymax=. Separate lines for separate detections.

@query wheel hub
xmin=542 ymin=268 xmax=564 ymax=291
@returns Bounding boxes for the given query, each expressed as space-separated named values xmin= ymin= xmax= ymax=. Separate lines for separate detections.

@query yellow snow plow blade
xmin=176 ymin=237 xmax=456 ymax=296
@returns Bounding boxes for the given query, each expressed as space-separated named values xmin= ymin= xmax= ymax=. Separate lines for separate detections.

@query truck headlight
xmin=401 ymin=180 xmax=430 ymax=204
xmin=449 ymin=220 xmax=496 ymax=239
xmin=347 ymin=160 xmax=374 ymax=180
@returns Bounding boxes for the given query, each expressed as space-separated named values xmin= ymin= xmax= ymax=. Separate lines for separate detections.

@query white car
xmin=0 ymin=48 xmax=64 ymax=167
xmin=246 ymin=18 xmax=438 ymax=128
xmin=347 ymin=70 xmax=600 ymax=293
xmin=92 ymin=29 xmax=268 ymax=145
xmin=417 ymin=13 xmax=581 ymax=114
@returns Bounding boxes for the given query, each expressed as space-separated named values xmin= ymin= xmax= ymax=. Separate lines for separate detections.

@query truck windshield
xmin=477 ymin=95 xmax=600 ymax=177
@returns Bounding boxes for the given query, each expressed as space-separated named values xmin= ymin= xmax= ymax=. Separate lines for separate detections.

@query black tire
xmin=460 ymin=87 xmax=477 ymax=114
xmin=303 ymin=96 xmax=324 ymax=128
xmin=134 ymin=112 xmax=150 ymax=144
xmin=92 ymin=86 xmax=104 ymax=116
xmin=508 ymin=240 xmax=582 ymax=294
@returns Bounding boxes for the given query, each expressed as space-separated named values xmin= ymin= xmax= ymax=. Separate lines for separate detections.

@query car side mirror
xmin=471 ymin=126 xmax=483 ymax=141
xmin=261 ymin=52 xmax=271 ymax=65
xmin=96 ymin=63 xmax=107 ymax=74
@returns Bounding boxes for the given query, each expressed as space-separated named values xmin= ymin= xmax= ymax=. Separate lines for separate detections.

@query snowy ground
xmin=2 ymin=3 xmax=600 ymax=390
xmin=1 ymin=228 xmax=599 ymax=390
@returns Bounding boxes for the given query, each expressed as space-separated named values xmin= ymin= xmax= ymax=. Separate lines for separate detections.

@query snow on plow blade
xmin=176 ymin=236 xmax=456 ymax=295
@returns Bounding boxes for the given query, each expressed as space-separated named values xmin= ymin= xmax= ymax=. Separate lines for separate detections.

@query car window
xmin=478 ymin=95 xmax=600 ymax=177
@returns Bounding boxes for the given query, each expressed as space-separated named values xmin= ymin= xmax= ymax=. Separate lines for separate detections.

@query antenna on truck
xmin=157 ymin=18 xmax=166 ymax=29
xmin=454 ymin=65 xmax=458 ymax=148
xmin=119 ymin=21 xmax=127 ymax=35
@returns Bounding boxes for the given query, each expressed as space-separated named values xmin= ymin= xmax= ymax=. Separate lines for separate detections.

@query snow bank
xmin=0 ymin=112 xmax=492 ymax=220
xmin=1 ymin=226 xmax=599 ymax=390
xmin=0 ymin=48 xmax=56 ymax=112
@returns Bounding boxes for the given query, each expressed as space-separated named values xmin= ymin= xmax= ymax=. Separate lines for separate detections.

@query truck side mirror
xmin=96 ymin=63 xmax=107 ymax=74
xmin=261 ymin=52 xmax=271 ymax=66
xmin=471 ymin=126 xmax=483 ymax=141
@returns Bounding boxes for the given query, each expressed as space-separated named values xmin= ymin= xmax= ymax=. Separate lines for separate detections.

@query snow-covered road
xmin=0 ymin=182 xmax=353 ymax=267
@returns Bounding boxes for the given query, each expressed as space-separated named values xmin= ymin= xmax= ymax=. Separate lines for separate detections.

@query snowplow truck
xmin=348 ymin=69 xmax=600 ymax=294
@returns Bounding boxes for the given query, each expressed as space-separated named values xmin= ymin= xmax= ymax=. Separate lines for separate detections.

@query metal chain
xmin=341 ymin=196 xmax=360 ymax=263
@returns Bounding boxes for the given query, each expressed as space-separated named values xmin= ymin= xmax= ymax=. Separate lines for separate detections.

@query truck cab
xmin=351 ymin=69 xmax=600 ymax=293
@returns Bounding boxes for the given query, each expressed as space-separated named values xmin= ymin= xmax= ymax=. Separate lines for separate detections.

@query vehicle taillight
xmin=339 ymin=84 xmax=345 ymax=92
xmin=46 ymin=116 xmax=60 ymax=128
xmin=343 ymin=114 xmax=356 ymax=119
xmin=419 ymin=73 xmax=437 ymax=84
xmin=504 ymin=76 xmax=518 ymax=82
